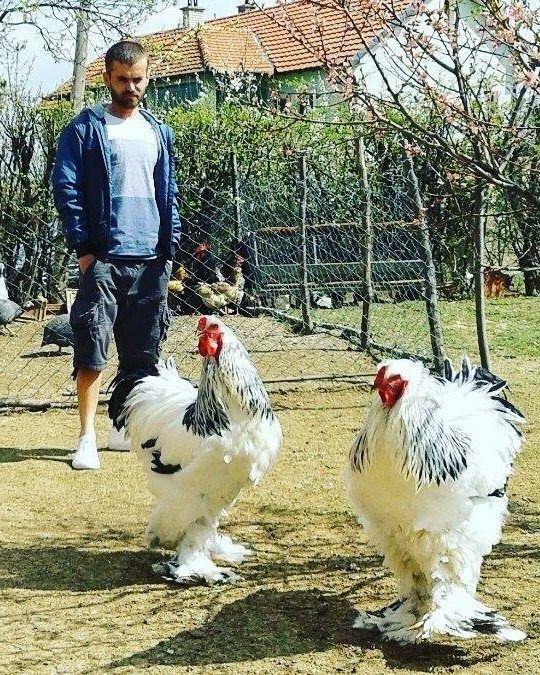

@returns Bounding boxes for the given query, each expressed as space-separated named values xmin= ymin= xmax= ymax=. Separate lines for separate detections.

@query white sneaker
xmin=108 ymin=426 xmax=131 ymax=452
xmin=72 ymin=434 xmax=100 ymax=470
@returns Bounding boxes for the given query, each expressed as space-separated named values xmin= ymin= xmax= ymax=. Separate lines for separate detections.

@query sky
xmin=19 ymin=1 xmax=262 ymax=95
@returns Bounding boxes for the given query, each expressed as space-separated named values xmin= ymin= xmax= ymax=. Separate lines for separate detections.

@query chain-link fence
xmin=0 ymin=106 xmax=535 ymax=407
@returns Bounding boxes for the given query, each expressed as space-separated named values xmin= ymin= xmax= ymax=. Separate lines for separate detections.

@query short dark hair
xmin=105 ymin=41 xmax=149 ymax=72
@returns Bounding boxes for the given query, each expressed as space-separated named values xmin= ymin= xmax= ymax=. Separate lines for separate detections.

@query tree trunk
xmin=298 ymin=153 xmax=313 ymax=333
xmin=355 ymin=136 xmax=373 ymax=349
xmin=404 ymin=146 xmax=445 ymax=373
xmin=519 ymin=224 xmax=540 ymax=296
xmin=473 ymin=180 xmax=491 ymax=370
xmin=71 ymin=2 xmax=90 ymax=113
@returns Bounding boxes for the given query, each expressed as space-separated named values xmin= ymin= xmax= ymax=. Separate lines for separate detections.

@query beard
xmin=109 ymin=87 xmax=143 ymax=109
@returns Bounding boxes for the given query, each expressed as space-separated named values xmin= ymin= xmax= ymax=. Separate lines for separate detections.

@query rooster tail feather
xmin=460 ymin=358 xmax=525 ymax=421
xmin=443 ymin=358 xmax=455 ymax=382
xmin=460 ymin=355 xmax=472 ymax=382
xmin=446 ymin=356 xmax=524 ymax=420
xmin=493 ymin=396 xmax=526 ymax=423
xmin=108 ymin=366 xmax=158 ymax=429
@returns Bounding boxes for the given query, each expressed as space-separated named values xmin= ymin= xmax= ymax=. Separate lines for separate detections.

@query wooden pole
xmin=404 ymin=146 xmax=445 ymax=373
xmin=356 ymin=136 xmax=373 ymax=349
xmin=474 ymin=180 xmax=491 ymax=370
xmin=231 ymin=152 xmax=242 ymax=239
xmin=298 ymin=152 xmax=313 ymax=333
xmin=71 ymin=1 xmax=90 ymax=113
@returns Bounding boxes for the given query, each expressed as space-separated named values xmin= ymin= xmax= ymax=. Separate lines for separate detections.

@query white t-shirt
xmin=104 ymin=110 xmax=161 ymax=258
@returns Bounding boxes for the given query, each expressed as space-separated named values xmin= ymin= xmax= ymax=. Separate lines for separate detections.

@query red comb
xmin=197 ymin=316 xmax=208 ymax=331
xmin=374 ymin=365 xmax=388 ymax=389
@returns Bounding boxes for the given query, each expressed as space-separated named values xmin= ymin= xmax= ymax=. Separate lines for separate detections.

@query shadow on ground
xmin=0 ymin=545 xmax=377 ymax=593
xmin=0 ymin=446 xmax=133 ymax=464
xmin=19 ymin=350 xmax=71 ymax=358
xmin=0 ymin=447 xmax=71 ymax=463
xmin=0 ymin=545 xmax=159 ymax=590
xmin=110 ymin=588 xmax=494 ymax=671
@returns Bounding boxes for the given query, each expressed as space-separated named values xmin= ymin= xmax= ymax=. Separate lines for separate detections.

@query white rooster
xmin=109 ymin=315 xmax=282 ymax=584
xmin=344 ymin=356 xmax=526 ymax=643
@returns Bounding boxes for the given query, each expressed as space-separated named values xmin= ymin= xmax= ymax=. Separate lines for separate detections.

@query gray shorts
xmin=70 ymin=257 xmax=171 ymax=376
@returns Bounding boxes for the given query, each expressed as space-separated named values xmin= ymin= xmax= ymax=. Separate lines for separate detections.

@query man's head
xmin=103 ymin=41 xmax=150 ymax=113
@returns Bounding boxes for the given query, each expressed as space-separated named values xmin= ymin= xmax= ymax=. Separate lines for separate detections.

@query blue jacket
xmin=52 ymin=104 xmax=182 ymax=259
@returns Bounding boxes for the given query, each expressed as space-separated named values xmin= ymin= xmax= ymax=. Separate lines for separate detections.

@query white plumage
xmin=110 ymin=315 xmax=282 ymax=584
xmin=344 ymin=356 xmax=526 ymax=643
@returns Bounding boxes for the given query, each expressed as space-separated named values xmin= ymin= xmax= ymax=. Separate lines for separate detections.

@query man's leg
xmin=71 ymin=368 xmax=103 ymax=470
xmin=70 ymin=260 xmax=118 ymax=469
xmin=114 ymin=258 xmax=171 ymax=376
xmin=77 ymin=368 xmax=103 ymax=434
xmin=107 ymin=260 xmax=170 ymax=451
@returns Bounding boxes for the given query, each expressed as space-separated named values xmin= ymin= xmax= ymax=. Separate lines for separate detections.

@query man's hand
xmin=78 ymin=254 xmax=96 ymax=274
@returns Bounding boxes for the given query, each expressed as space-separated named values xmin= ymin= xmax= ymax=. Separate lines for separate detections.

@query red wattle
xmin=199 ymin=336 xmax=219 ymax=358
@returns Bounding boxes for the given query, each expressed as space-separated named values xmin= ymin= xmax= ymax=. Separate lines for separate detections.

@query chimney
xmin=238 ymin=1 xmax=257 ymax=13
xmin=182 ymin=0 xmax=205 ymax=29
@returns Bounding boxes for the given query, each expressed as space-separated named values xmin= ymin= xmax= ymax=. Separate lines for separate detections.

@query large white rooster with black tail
xmin=344 ymin=356 xmax=526 ymax=643
xmin=109 ymin=315 xmax=282 ymax=584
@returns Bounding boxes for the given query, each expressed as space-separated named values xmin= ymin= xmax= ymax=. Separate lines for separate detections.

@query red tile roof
xmin=199 ymin=25 xmax=273 ymax=74
xmin=216 ymin=0 xmax=411 ymax=73
xmin=51 ymin=0 xmax=411 ymax=96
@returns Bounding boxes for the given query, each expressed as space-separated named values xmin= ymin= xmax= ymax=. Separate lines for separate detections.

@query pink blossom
xmin=410 ymin=0 xmax=428 ymax=12
xmin=506 ymin=2 xmax=534 ymax=26
xmin=519 ymin=69 xmax=540 ymax=90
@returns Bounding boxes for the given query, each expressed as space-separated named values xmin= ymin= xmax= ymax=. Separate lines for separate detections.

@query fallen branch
xmin=254 ymin=306 xmax=429 ymax=363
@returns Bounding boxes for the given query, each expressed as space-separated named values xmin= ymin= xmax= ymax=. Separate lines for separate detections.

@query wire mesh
xmin=0 ymin=110 xmax=534 ymax=406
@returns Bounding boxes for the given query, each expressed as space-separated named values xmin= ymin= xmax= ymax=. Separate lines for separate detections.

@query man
xmin=52 ymin=41 xmax=181 ymax=470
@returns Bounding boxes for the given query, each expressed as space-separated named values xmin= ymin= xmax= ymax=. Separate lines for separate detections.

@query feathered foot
xmin=153 ymin=551 xmax=241 ymax=585
xmin=356 ymin=589 xmax=526 ymax=644
xmin=414 ymin=604 xmax=527 ymax=643
xmin=353 ymin=598 xmax=405 ymax=628
xmin=353 ymin=598 xmax=419 ymax=643
xmin=209 ymin=532 xmax=252 ymax=564
xmin=151 ymin=521 xmax=244 ymax=585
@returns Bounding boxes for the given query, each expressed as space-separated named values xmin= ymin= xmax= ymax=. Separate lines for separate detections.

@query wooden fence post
xmin=298 ymin=152 xmax=313 ymax=333
xmin=356 ymin=136 xmax=374 ymax=349
xmin=231 ymin=152 xmax=242 ymax=240
xmin=71 ymin=1 xmax=90 ymax=114
xmin=404 ymin=146 xmax=445 ymax=373
xmin=474 ymin=180 xmax=491 ymax=370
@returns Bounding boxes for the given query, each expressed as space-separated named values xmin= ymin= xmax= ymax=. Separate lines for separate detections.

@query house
xmin=350 ymin=0 xmax=521 ymax=105
xmin=48 ymin=0 xmax=411 ymax=109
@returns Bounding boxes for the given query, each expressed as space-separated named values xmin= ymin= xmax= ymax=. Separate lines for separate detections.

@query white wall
xmin=352 ymin=0 xmax=518 ymax=104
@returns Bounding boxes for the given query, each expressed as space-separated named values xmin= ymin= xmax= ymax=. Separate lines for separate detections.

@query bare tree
xmin=0 ymin=1 xmax=179 ymax=61
xmin=259 ymin=1 xmax=540 ymax=293
xmin=260 ymin=0 xmax=539 ymax=204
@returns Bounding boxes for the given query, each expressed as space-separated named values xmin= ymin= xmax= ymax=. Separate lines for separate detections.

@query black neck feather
xmin=182 ymin=351 xmax=274 ymax=437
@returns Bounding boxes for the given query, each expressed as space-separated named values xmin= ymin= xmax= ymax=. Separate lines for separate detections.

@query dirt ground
xmin=1 ymin=358 xmax=539 ymax=673
xmin=0 ymin=314 xmax=369 ymax=403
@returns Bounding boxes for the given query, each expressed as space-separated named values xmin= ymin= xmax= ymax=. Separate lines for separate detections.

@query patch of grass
xmin=296 ymin=296 xmax=540 ymax=360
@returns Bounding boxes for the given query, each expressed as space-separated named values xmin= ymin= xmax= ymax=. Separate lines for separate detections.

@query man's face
xmin=103 ymin=57 xmax=149 ymax=110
